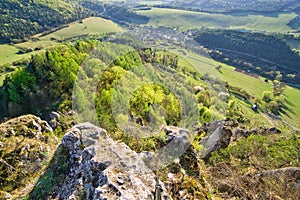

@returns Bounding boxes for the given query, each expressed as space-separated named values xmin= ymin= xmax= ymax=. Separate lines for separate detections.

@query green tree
xmin=5 ymin=68 xmax=36 ymax=104
xmin=262 ymin=91 xmax=273 ymax=103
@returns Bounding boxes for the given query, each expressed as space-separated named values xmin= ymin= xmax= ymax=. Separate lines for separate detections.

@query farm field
xmin=177 ymin=51 xmax=220 ymax=76
xmin=178 ymin=49 xmax=272 ymax=96
xmin=138 ymin=8 xmax=297 ymax=33
xmin=41 ymin=17 xmax=123 ymax=40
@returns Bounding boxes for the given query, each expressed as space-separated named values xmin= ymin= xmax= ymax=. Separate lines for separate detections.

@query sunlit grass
xmin=138 ymin=8 xmax=297 ymax=33
xmin=42 ymin=17 xmax=123 ymax=40
xmin=0 ymin=44 xmax=32 ymax=65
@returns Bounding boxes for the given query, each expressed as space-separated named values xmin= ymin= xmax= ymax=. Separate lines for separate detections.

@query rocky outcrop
xmin=0 ymin=114 xmax=53 ymax=138
xmin=197 ymin=120 xmax=232 ymax=160
xmin=0 ymin=115 xmax=58 ymax=199
xmin=196 ymin=120 xmax=281 ymax=160
xmin=51 ymin=123 xmax=171 ymax=200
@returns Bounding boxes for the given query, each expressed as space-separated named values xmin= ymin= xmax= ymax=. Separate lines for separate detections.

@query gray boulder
xmin=198 ymin=120 xmax=232 ymax=160
xmin=53 ymin=123 xmax=171 ymax=200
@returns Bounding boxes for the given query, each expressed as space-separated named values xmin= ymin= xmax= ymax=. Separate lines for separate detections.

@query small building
xmin=251 ymin=104 xmax=258 ymax=112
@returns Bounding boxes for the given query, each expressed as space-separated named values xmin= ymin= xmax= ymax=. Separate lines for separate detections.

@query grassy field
xmin=0 ymin=17 xmax=123 ymax=66
xmin=178 ymin=51 xmax=220 ymax=76
xmin=0 ymin=45 xmax=33 ymax=66
xmin=282 ymin=86 xmax=300 ymax=128
xmin=16 ymin=17 xmax=123 ymax=49
xmin=232 ymin=96 xmax=272 ymax=127
xmin=178 ymin=51 xmax=273 ymax=127
xmin=42 ymin=17 xmax=123 ymax=40
xmin=177 ymin=49 xmax=272 ymax=96
xmin=219 ymin=64 xmax=273 ymax=96
xmin=138 ymin=8 xmax=297 ymax=33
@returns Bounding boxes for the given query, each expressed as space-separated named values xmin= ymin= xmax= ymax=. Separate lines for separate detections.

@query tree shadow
xmin=284 ymin=98 xmax=295 ymax=107
xmin=29 ymin=145 xmax=71 ymax=200
xmin=224 ymin=11 xmax=280 ymax=18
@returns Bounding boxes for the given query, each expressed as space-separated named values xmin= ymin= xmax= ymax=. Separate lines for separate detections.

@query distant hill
xmin=167 ymin=0 xmax=300 ymax=13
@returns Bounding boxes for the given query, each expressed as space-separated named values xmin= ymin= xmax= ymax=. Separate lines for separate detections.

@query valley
xmin=0 ymin=1 xmax=299 ymax=200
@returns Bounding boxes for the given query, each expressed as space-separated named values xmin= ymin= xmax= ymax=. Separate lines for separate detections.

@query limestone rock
xmin=52 ymin=123 xmax=172 ymax=200
xmin=197 ymin=120 xmax=232 ymax=160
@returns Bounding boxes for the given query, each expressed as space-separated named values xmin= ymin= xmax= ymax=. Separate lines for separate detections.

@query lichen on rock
xmin=0 ymin=115 xmax=58 ymax=199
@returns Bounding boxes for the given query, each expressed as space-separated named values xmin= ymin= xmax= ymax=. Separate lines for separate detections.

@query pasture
xmin=282 ymin=86 xmax=300 ymax=128
xmin=0 ymin=45 xmax=32 ymax=66
xmin=138 ymin=8 xmax=297 ymax=33
xmin=41 ymin=17 xmax=123 ymax=40
xmin=16 ymin=17 xmax=123 ymax=49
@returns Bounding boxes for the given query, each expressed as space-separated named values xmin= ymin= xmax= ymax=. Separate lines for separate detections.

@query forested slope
xmin=0 ymin=0 xmax=83 ymax=43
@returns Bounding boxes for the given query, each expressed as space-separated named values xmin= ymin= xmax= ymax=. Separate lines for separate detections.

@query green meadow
xmin=16 ymin=17 xmax=123 ymax=49
xmin=0 ymin=45 xmax=32 ymax=65
xmin=219 ymin=64 xmax=273 ymax=96
xmin=283 ymin=86 xmax=300 ymax=128
xmin=42 ymin=17 xmax=123 ymax=40
xmin=138 ymin=8 xmax=297 ymax=33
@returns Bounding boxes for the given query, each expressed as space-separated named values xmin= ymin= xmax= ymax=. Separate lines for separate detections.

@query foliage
xmin=0 ymin=40 xmax=98 ymax=118
xmin=3 ymin=68 xmax=36 ymax=104
xmin=129 ymin=83 xmax=181 ymax=125
xmin=0 ymin=0 xmax=148 ymax=43
xmin=0 ymin=0 xmax=83 ymax=43
xmin=226 ymin=98 xmax=248 ymax=123
xmin=260 ymin=78 xmax=287 ymax=115
xmin=210 ymin=133 xmax=300 ymax=170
